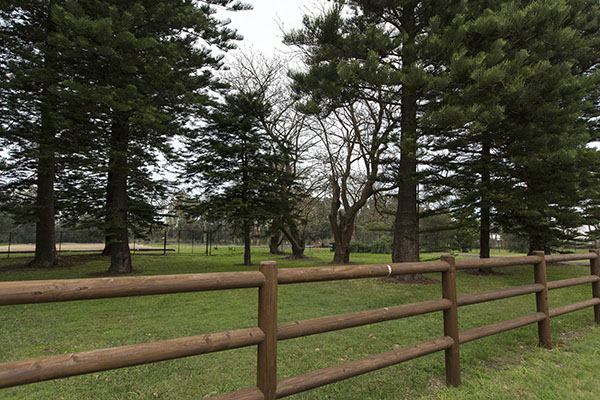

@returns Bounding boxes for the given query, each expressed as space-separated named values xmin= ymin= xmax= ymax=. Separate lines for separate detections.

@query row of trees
xmin=284 ymin=0 xmax=600 ymax=273
xmin=2 ymin=0 xmax=600 ymax=274
xmin=1 ymin=0 xmax=249 ymax=272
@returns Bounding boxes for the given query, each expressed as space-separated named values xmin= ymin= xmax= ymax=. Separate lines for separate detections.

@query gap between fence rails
xmin=0 ymin=251 xmax=599 ymax=399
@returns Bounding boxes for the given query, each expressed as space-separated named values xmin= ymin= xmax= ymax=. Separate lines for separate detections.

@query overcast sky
xmin=221 ymin=0 xmax=329 ymax=56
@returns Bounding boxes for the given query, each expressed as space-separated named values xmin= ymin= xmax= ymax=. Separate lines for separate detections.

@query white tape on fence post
xmin=387 ymin=264 xmax=392 ymax=277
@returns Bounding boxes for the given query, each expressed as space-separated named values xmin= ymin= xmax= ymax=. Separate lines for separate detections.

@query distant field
xmin=0 ymin=243 xmax=166 ymax=252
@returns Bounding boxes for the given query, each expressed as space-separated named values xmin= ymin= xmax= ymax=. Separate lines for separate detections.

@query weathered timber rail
xmin=1 ymin=251 xmax=599 ymax=399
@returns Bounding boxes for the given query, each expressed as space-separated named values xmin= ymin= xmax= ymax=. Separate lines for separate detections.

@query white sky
xmin=221 ymin=0 xmax=329 ymax=55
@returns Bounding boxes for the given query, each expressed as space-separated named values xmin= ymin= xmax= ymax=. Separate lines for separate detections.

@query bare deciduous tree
xmin=308 ymin=92 xmax=398 ymax=264
xmin=226 ymin=50 xmax=316 ymax=258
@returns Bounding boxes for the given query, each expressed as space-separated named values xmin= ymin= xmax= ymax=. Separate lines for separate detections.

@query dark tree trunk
xmin=479 ymin=143 xmax=492 ymax=273
xmin=479 ymin=204 xmax=490 ymax=259
xmin=243 ymin=223 xmax=252 ymax=266
xmin=332 ymin=240 xmax=350 ymax=264
xmin=32 ymin=96 xmax=57 ymax=267
xmin=107 ymin=115 xmax=132 ymax=274
xmin=528 ymin=235 xmax=546 ymax=255
xmin=291 ymin=242 xmax=305 ymax=259
xmin=32 ymin=8 xmax=57 ymax=268
xmin=101 ymin=170 xmax=114 ymax=256
xmin=392 ymin=3 xmax=420 ymax=281
xmin=268 ymin=230 xmax=285 ymax=255
xmin=283 ymin=223 xmax=306 ymax=260
xmin=328 ymin=178 xmax=356 ymax=265
xmin=331 ymin=213 xmax=354 ymax=264
xmin=101 ymin=240 xmax=111 ymax=256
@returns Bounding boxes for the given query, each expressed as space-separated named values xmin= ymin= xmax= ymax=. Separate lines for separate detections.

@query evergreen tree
xmin=314 ymin=0 xmax=464 ymax=268
xmin=285 ymin=5 xmax=400 ymax=264
xmin=182 ymin=91 xmax=297 ymax=266
xmin=49 ymin=0 xmax=245 ymax=272
xmin=285 ymin=1 xmax=463 ymax=271
xmin=225 ymin=51 xmax=312 ymax=259
xmin=0 ymin=0 xmax=70 ymax=267
xmin=427 ymin=0 xmax=600 ymax=255
xmin=2 ymin=1 xmax=245 ymax=271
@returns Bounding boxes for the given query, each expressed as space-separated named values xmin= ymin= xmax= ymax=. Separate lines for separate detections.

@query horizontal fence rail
xmin=454 ymin=255 xmax=542 ymax=270
xmin=0 ymin=250 xmax=599 ymax=398
xmin=277 ymin=299 xmax=452 ymax=340
xmin=277 ymin=261 xmax=450 ymax=284
xmin=0 ymin=328 xmax=264 ymax=388
xmin=0 ymin=271 xmax=266 ymax=305
xmin=456 ymin=283 xmax=544 ymax=306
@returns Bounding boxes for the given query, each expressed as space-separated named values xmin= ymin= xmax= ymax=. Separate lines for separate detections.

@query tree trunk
xmin=101 ymin=170 xmax=114 ymax=256
xmin=32 ymin=6 xmax=58 ymax=268
xmin=479 ymin=143 xmax=492 ymax=273
xmin=282 ymin=223 xmax=306 ymax=260
xmin=107 ymin=114 xmax=132 ymax=274
xmin=392 ymin=3 xmax=420 ymax=281
xmin=268 ymin=230 xmax=285 ymax=255
xmin=32 ymin=98 xmax=57 ymax=267
xmin=479 ymin=205 xmax=490 ymax=258
xmin=332 ymin=240 xmax=350 ymax=264
xmin=331 ymin=213 xmax=353 ymax=264
xmin=243 ymin=223 xmax=252 ymax=266
xmin=291 ymin=241 xmax=305 ymax=259
xmin=101 ymin=239 xmax=112 ymax=256
xmin=528 ymin=235 xmax=546 ymax=255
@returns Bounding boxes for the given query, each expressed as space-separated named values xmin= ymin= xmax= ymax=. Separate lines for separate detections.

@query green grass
xmin=1 ymin=248 xmax=599 ymax=399
xmin=461 ymin=248 xmax=526 ymax=256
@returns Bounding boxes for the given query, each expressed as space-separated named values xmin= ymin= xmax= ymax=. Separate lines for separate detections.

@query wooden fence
xmin=0 ymin=250 xmax=599 ymax=399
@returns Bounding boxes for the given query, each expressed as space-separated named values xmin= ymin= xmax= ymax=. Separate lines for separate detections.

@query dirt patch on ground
xmin=479 ymin=350 xmax=526 ymax=371
xmin=556 ymin=325 xmax=595 ymax=342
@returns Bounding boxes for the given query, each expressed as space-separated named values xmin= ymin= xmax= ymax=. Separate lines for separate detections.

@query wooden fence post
xmin=533 ymin=251 xmax=551 ymax=348
xmin=589 ymin=249 xmax=600 ymax=324
xmin=257 ymin=261 xmax=278 ymax=399
xmin=440 ymin=254 xmax=461 ymax=387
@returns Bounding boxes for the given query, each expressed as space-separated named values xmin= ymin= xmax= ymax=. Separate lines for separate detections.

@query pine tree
xmin=2 ymin=1 xmax=246 ymax=271
xmin=225 ymin=51 xmax=312 ymax=259
xmin=0 ymin=0 xmax=70 ymax=267
xmin=427 ymin=0 xmax=600 ymax=255
xmin=49 ymin=0 xmax=245 ymax=272
xmin=285 ymin=1 xmax=464 ymax=270
xmin=285 ymin=7 xmax=399 ymax=264
xmin=182 ymin=91 xmax=297 ymax=266
xmin=312 ymin=1 xmax=465 ymax=269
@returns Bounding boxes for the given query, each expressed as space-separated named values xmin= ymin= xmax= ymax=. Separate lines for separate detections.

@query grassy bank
xmin=1 ymin=248 xmax=598 ymax=399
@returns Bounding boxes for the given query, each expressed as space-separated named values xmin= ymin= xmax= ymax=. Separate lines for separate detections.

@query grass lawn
xmin=1 ymin=248 xmax=599 ymax=399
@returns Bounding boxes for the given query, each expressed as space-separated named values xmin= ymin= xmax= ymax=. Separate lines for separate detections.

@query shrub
xmin=349 ymin=236 xmax=393 ymax=254
xmin=350 ymin=241 xmax=372 ymax=253
xmin=370 ymin=236 xmax=393 ymax=254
